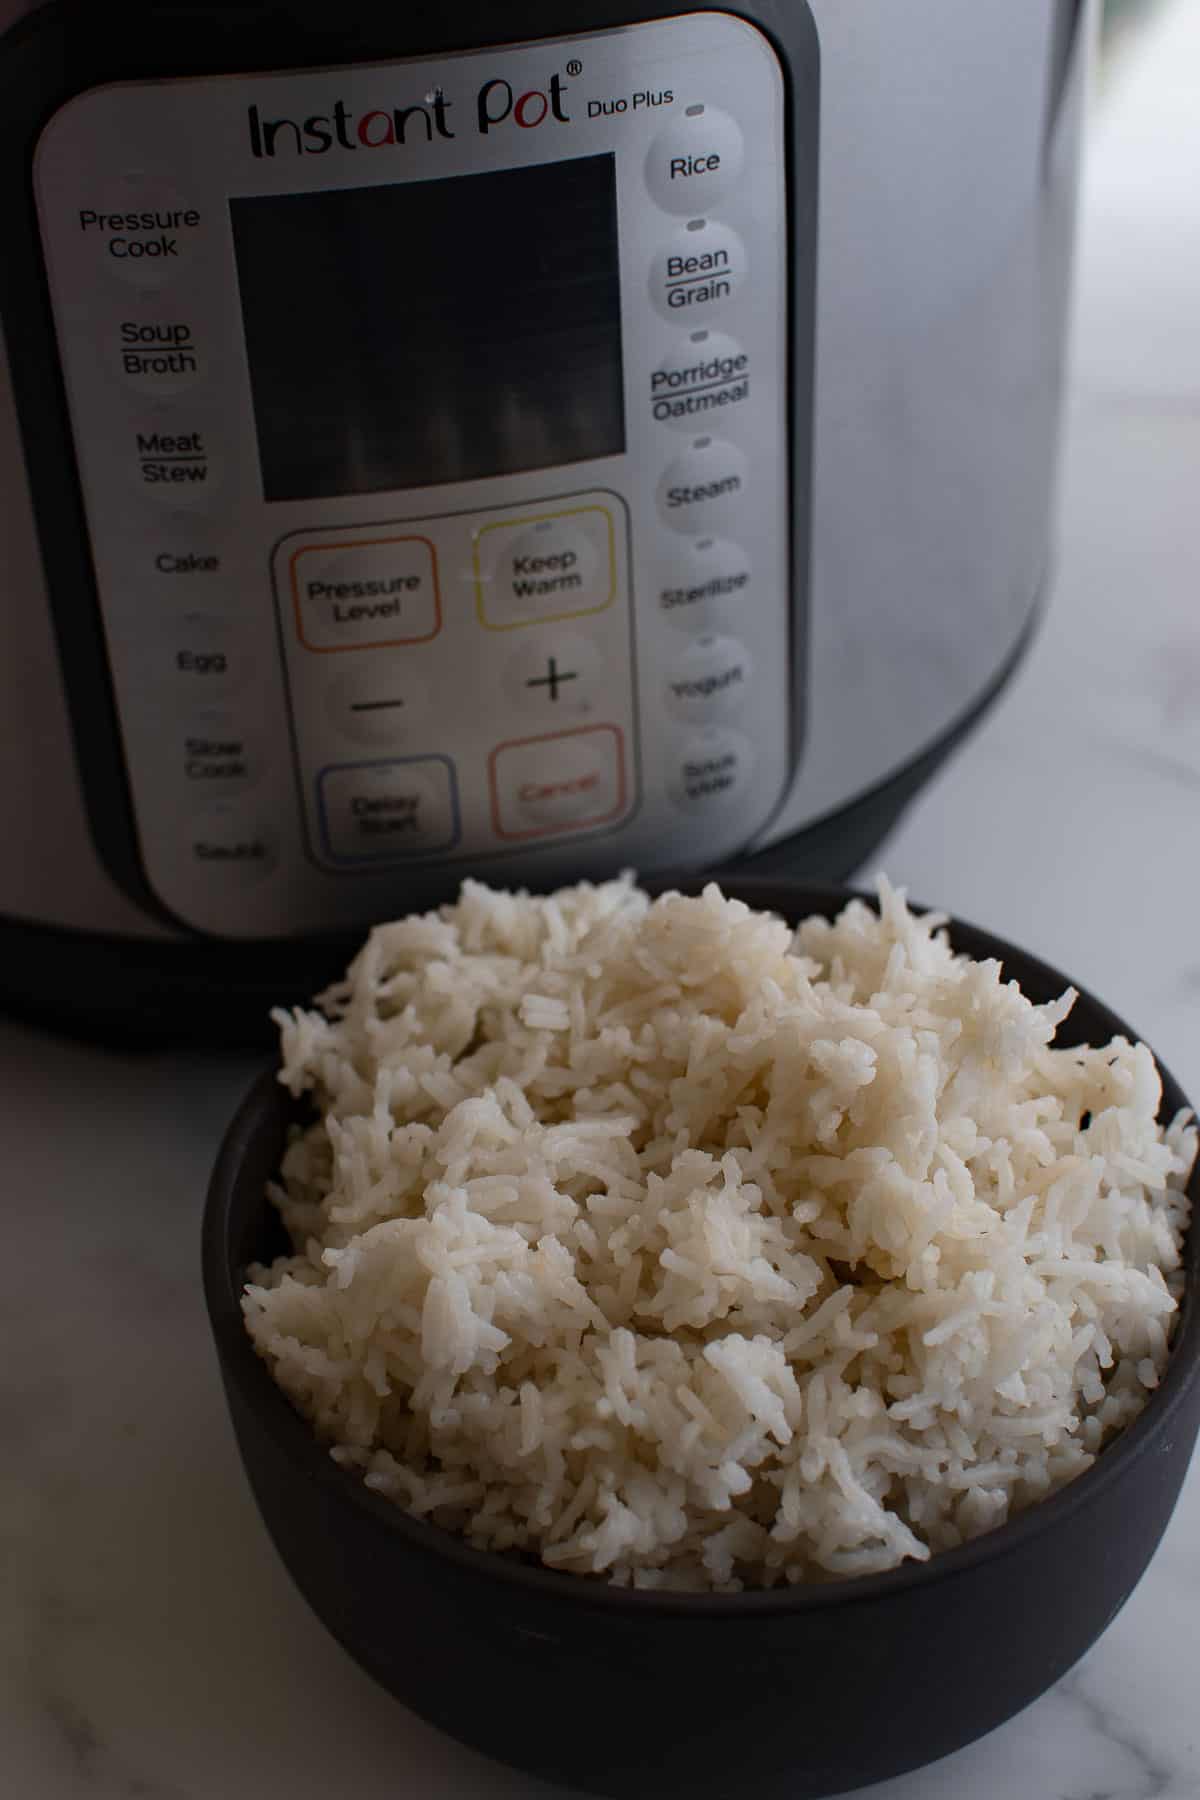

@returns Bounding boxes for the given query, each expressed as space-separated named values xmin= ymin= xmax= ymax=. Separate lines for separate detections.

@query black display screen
xmin=230 ymin=155 xmax=625 ymax=503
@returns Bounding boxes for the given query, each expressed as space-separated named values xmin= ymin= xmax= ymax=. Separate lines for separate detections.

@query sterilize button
xmin=664 ymin=635 xmax=752 ymax=723
xmin=656 ymin=537 xmax=751 ymax=632
xmin=645 ymin=105 xmax=744 ymax=214
xmin=318 ymin=756 xmax=459 ymax=863
xmin=657 ymin=436 xmax=748 ymax=534
xmin=651 ymin=330 xmax=748 ymax=430
xmin=669 ymin=728 xmax=756 ymax=811
xmin=504 ymin=633 xmax=604 ymax=719
xmin=489 ymin=725 xmax=626 ymax=839
xmin=650 ymin=219 xmax=746 ymax=323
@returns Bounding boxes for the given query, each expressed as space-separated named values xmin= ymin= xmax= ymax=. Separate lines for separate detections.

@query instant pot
xmin=0 ymin=0 xmax=1090 ymax=1041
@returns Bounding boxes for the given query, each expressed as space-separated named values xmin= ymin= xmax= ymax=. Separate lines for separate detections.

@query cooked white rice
xmin=243 ymin=877 xmax=1193 ymax=1590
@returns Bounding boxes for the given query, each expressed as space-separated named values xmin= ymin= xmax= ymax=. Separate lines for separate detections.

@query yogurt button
xmin=670 ymin=728 xmax=756 ymax=811
xmin=650 ymin=219 xmax=746 ymax=324
xmin=645 ymin=105 xmax=744 ymax=214
xmin=650 ymin=329 xmax=749 ymax=430
xmin=657 ymin=437 xmax=748 ymax=534
xmin=664 ymin=635 xmax=753 ymax=723
xmin=656 ymin=537 xmax=751 ymax=631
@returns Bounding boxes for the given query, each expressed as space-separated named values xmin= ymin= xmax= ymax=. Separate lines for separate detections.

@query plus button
xmin=525 ymin=656 xmax=579 ymax=703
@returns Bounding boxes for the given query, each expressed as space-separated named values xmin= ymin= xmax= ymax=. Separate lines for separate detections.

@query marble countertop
xmin=6 ymin=5 xmax=1200 ymax=1797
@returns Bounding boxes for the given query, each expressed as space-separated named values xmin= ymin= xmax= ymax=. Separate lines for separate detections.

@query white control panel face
xmin=34 ymin=13 xmax=791 ymax=937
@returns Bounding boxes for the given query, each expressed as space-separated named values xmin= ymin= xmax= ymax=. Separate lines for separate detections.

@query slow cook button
xmin=657 ymin=437 xmax=748 ymax=534
xmin=665 ymin=635 xmax=752 ymax=722
xmin=649 ymin=219 xmax=746 ymax=323
xmin=187 ymin=810 xmax=278 ymax=883
xmin=181 ymin=711 xmax=264 ymax=793
xmin=489 ymin=725 xmax=626 ymax=839
xmin=475 ymin=508 xmax=612 ymax=630
xmin=657 ymin=536 xmax=751 ymax=631
xmin=645 ymin=104 xmax=744 ymax=214
xmin=318 ymin=756 xmax=459 ymax=862
xmin=325 ymin=660 xmax=428 ymax=747
xmin=670 ymin=727 xmax=756 ymax=811
xmin=289 ymin=534 xmax=440 ymax=650
xmin=650 ymin=330 xmax=749 ymax=430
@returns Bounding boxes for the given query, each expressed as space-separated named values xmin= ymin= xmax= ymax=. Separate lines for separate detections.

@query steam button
xmin=645 ymin=105 xmax=744 ymax=214
xmin=657 ymin=436 xmax=748 ymax=534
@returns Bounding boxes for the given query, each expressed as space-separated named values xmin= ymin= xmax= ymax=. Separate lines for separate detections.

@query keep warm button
xmin=489 ymin=725 xmax=627 ymax=841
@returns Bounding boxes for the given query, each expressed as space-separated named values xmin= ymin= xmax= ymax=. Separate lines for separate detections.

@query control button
xmin=650 ymin=219 xmax=746 ymax=323
xmin=317 ymin=756 xmax=459 ymax=863
xmin=651 ymin=329 xmax=748 ymax=429
xmin=645 ymin=105 xmax=744 ymax=214
xmin=489 ymin=725 xmax=626 ymax=840
xmin=503 ymin=633 xmax=604 ymax=720
xmin=134 ymin=426 xmax=217 ymax=508
xmin=187 ymin=808 xmax=279 ymax=883
xmin=178 ymin=712 xmax=264 ymax=795
xmin=664 ymin=635 xmax=752 ymax=723
xmin=669 ymin=728 xmax=756 ymax=811
xmin=114 ymin=316 xmax=202 ymax=395
xmin=657 ymin=437 xmax=748 ymax=534
xmin=85 ymin=171 xmax=204 ymax=289
xmin=129 ymin=613 xmax=254 ymax=703
xmin=657 ymin=536 xmax=751 ymax=631
xmin=474 ymin=507 xmax=613 ymax=630
xmin=289 ymin=535 xmax=440 ymax=651
xmin=325 ymin=660 xmax=429 ymax=748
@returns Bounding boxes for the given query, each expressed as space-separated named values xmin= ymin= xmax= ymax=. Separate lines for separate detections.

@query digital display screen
xmin=230 ymin=155 xmax=625 ymax=503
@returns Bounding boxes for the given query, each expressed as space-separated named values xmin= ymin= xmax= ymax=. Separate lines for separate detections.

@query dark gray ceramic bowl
xmin=202 ymin=881 xmax=1200 ymax=1800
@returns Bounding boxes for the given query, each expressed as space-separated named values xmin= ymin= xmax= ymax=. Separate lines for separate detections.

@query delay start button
xmin=489 ymin=725 xmax=627 ymax=839
xmin=645 ymin=104 xmax=744 ymax=214
xmin=317 ymin=755 xmax=459 ymax=863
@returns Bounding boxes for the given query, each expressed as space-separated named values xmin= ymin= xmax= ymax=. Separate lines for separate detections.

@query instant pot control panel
xmin=34 ymin=13 xmax=803 ymax=936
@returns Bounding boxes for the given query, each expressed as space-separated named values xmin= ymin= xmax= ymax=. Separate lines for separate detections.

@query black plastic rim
xmin=203 ymin=879 xmax=1200 ymax=1617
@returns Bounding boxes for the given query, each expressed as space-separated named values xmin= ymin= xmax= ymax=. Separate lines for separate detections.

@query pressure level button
xmin=645 ymin=105 xmax=744 ymax=214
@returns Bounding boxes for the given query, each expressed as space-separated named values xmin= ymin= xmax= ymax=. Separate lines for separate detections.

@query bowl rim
xmin=202 ymin=878 xmax=1200 ymax=1618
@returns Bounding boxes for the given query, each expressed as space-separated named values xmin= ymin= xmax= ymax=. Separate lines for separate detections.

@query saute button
xmin=657 ymin=437 xmax=748 ymax=534
xmin=325 ymin=661 xmax=429 ymax=747
xmin=650 ymin=219 xmax=746 ymax=323
xmin=664 ymin=635 xmax=752 ymax=723
xmin=489 ymin=725 xmax=626 ymax=839
xmin=669 ymin=728 xmax=756 ymax=811
xmin=289 ymin=535 xmax=440 ymax=650
xmin=187 ymin=810 xmax=279 ymax=883
xmin=645 ymin=105 xmax=744 ymax=214
xmin=475 ymin=508 xmax=612 ymax=630
xmin=504 ymin=634 xmax=604 ymax=720
xmin=318 ymin=756 xmax=459 ymax=862
xmin=656 ymin=536 xmax=751 ymax=631
xmin=650 ymin=329 xmax=748 ymax=430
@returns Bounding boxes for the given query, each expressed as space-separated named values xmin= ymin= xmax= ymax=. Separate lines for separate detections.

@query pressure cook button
xmin=85 ymin=171 xmax=204 ymax=289
xmin=289 ymin=535 xmax=440 ymax=651
xmin=135 ymin=427 xmax=217 ymax=508
xmin=475 ymin=508 xmax=613 ymax=630
xmin=650 ymin=219 xmax=746 ymax=323
xmin=325 ymin=660 xmax=429 ymax=747
xmin=318 ymin=756 xmax=459 ymax=862
xmin=489 ymin=725 xmax=626 ymax=839
xmin=504 ymin=633 xmax=604 ymax=720
xmin=180 ymin=712 xmax=265 ymax=794
xmin=657 ymin=536 xmax=751 ymax=631
xmin=651 ymin=330 xmax=748 ymax=430
xmin=664 ymin=634 xmax=752 ymax=722
xmin=188 ymin=811 xmax=279 ymax=883
xmin=645 ymin=105 xmax=744 ymax=214
xmin=670 ymin=728 xmax=756 ymax=811
xmin=657 ymin=437 xmax=748 ymax=534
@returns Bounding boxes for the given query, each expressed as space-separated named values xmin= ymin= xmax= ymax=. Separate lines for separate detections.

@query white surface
xmin=5 ymin=5 xmax=1200 ymax=1795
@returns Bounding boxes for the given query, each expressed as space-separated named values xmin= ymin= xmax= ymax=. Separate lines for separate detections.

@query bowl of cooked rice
xmin=202 ymin=877 xmax=1200 ymax=1800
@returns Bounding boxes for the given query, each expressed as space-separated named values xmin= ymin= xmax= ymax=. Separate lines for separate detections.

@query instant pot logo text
xmin=247 ymin=73 xmax=572 ymax=156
